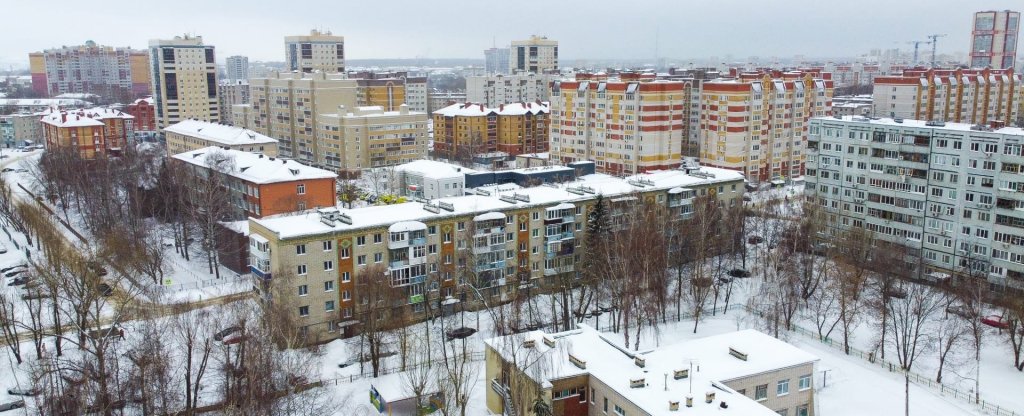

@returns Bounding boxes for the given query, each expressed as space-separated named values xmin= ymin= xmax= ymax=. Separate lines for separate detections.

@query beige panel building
xmin=873 ymin=68 xmax=1021 ymax=127
xmin=466 ymin=72 xmax=556 ymax=107
xmin=148 ymin=35 xmax=219 ymax=129
xmin=510 ymin=35 xmax=558 ymax=74
xmin=286 ymin=30 xmax=345 ymax=73
xmin=316 ymin=104 xmax=428 ymax=176
xmin=164 ymin=119 xmax=278 ymax=156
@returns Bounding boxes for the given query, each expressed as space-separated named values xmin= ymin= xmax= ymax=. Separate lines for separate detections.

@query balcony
xmin=474 ymin=226 xmax=505 ymax=237
xmin=249 ymin=266 xmax=271 ymax=280
xmin=411 ymin=237 xmax=426 ymax=246
xmin=476 ymin=260 xmax=506 ymax=272
xmin=545 ymin=231 xmax=575 ymax=241
xmin=473 ymin=243 xmax=507 ymax=255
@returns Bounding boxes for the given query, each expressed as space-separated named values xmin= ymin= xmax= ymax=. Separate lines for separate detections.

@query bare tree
xmin=175 ymin=306 xmax=215 ymax=412
xmin=0 ymin=291 xmax=22 ymax=364
xmin=1007 ymin=297 xmax=1024 ymax=372
xmin=886 ymin=282 xmax=946 ymax=416
xmin=831 ymin=227 xmax=873 ymax=354
xmin=356 ymin=264 xmax=403 ymax=377
xmin=934 ymin=312 xmax=969 ymax=383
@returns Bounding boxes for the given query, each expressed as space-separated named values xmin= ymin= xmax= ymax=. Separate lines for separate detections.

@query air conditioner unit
xmin=979 ymin=203 xmax=993 ymax=210
xmin=940 ymin=230 xmax=949 ymax=236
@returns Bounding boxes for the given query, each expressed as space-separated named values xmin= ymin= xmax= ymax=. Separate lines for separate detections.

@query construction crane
xmin=907 ymin=40 xmax=931 ymax=66
xmin=927 ymin=34 xmax=947 ymax=68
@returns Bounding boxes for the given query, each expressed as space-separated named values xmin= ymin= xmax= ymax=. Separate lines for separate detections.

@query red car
xmin=981 ymin=315 xmax=1010 ymax=329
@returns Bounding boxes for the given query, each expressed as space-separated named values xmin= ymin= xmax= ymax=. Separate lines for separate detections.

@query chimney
xmin=705 ymin=391 xmax=715 ymax=403
xmin=685 ymin=396 xmax=693 ymax=407
xmin=499 ymin=104 xmax=504 ymax=112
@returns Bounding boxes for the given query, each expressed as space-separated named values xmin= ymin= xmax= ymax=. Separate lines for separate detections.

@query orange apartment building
xmin=433 ymin=101 xmax=549 ymax=160
xmin=40 ymin=108 xmax=135 ymax=158
xmin=873 ymin=67 xmax=1021 ymax=126
xmin=699 ymin=69 xmax=833 ymax=185
xmin=172 ymin=146 xmax=338 ymax=219
xmin=549 ymin=72 xmax=687 ymax=175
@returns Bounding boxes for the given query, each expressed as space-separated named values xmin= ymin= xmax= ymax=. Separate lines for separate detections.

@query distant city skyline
xmin=1 ymin=0 xmax=1020 ymax=69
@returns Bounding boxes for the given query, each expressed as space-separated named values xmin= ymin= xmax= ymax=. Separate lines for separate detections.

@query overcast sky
xmin=1 ymin=0 xmax=1020 ymax=67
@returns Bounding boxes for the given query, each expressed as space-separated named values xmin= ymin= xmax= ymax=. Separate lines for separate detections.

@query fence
xmin=311 ymin=350 xmax=487 ymax=387
xmin=155 ymin=271 xmax=250 ymax=293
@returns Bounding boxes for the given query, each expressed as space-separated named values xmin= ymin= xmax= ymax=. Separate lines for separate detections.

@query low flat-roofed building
xmin=164 ymin=119 xmax=278 ymax=156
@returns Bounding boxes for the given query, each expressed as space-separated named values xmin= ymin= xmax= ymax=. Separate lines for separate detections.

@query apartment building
xmin=225 ymin=55 xmax=249 ymax=82
xmin=124 ymin=97 xmax=156 ymax=135
xmin=315 ymin=104 xmax=429 ymax=176
xmin=699 ymin=69 xmax=834 ymax=185
xmin=428 ymin=91 xmax=467 ymax=113
xmin=348 ymin=71 xmax=425 ymax=113
xmin=148 ymin=35 xmax=219 ymax=129
xmin=247 ymin=166 xmax=743 ymax=338
xmin=872 ymin=68 xmax=1021 ymax=126
xmin=806 ymin=116 xmax=1024 ymax=291
xmin=0 ymin=98 xmax=91 ymax=114
xmin=41 ymin=108 xmax=134 ymax=158
xmin=510 ymin=36 xmax=558 ymax=74
xmin=286 ymin=30 xmax=345 ymax=73
xmin=0 ymin=113 xmax=44 ymax=148
xmin=971 ymin=10 xmax=1020 ymax=69
xmin=28 ymin=41 xmax=150 ymax=101
xmin=433 ymin=102 xmax=549 ymax=160
xmin=486 ymin=327 xmax=817 ymax=416
xmin=164 ymin=119 xmax=278 ymax=156
xmin=549 ymin=73 xmax=686 ymax=175
xmin=172 ymin=146 xmax=336 ymax=219
xmin=218 ymin=80 xmax=250 ymax=125
xmin=663 ymin=68 xmax=724 ymax=158
xmin=242 ymin=72 xmax=411 ymax=163
xmin=466 ymin=73 xmax=556 ymax=107
xmin=484 ymin=47 xmax=510 ymax=75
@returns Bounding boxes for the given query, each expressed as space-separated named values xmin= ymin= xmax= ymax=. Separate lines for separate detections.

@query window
xmin=325 ymin=301 xmax=335 ymax=312
xmin=799 ymin=374 xmax=812 ymax=390
xmin=603 ymin=398 xmax=608 ymax=412
xmin=444 ymin=232 xmax=452 ymax=243
xmin=322 ymin=240 xmax=333 ymax=251
xmin=324 ymin=281 xmax=334 ymax=292
xmin=777 ymin=379 xmax=790 ymax=396
xmin=342 ymin=290 xmax=351 ymax=301
xmin=374 ymin=253 xmax=383 ymax=263
xmin=777 ymin=410 xmax=788 ymax=416
xmin=298 ymin=306 xmax=309 ymax=317
xmin=297 ymin=265 xmax=307 ymax=275
xmin=613 ymin=404 xmax=626 ymax=416
xmin=296 ymin=244 xmax=307 ymax=255
xmin=297 ymin=183 xmax=306 ymax=195
xmin=340 ymin=247 xmax=350 ymax=258
xmin=357 ymin=255 xmax=366 ymax=265
xmin=357 ymin=236 xmax=366 ymax=246
xmin=323 ymin=260 xmax=334 ymax=271
xmin=755 ymin=384 xmax=768 ymax=401
xmin=373 ymin=233 xmax=383 ymax=244
xmin=341 ymin=272 xmax=350 ymax=282
xmin=796 ymin=405 xmax=809 ymax=416
xmin=298 ymin=285 xmax=308 ymax=296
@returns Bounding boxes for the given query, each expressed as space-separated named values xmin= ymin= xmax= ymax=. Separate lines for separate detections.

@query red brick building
xmin=124 ymin=97 xmax=156 ymax=134
xmin=40 ymin=108 xmax=135 ymax=158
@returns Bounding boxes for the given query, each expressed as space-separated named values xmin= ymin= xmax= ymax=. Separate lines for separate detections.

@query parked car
xmin=6 ymin=387 xmax=38 ymax=396
xmin=337 ymin=357 xmax=359 ymax=368
xmin=97 ymin=283 xmax=113 ymax=297
xmin=747 ymin=235 xmax=764 ymax=245
xmin=0 ymin=399 xmax=25 ymax=412
xmin=727 ymin=269 xmax=751 ymax=278
xmin=446 ymin=327 xmax=478 ymax=341
xmin=981 ymin=315 xmax=1010 ymax=329
xmin=87 ymin=261 xmax=108 ymax=277
xmin=222 ymin=332 xmax=247 ymax=345
xmin=88 ymin=326 xmax=123 ymax=340
xmin=4 ymin=269 xmax=27 ymax=278
xmin=0 ymin=243 xmax=7 ymax=254
xmin=0 ymin=168 xmax=13 ymax=173
xmin=945 ymin=305 xmax=972 ymax=319
xmin=214 ymin=326 xmax=243 ymax=341
xmin=0 ymin=265 xmax=26 ymax=274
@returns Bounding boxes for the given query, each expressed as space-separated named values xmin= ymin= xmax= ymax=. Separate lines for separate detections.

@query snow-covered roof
xmin=0 ymin=98 xmax=91 ymax=107
xmin=164 ymin=119 xmax=278 ymax=146
xmin=388 ymin=221 xmax=426 ymax=233
xmin=473 ymin=212 xmax=505 ymax=222
xmin=433 ymin=101 xmax=549 ymax=117
xmin=132 ymin=97 xmax=154 ymax=105
xmin=485 ymin=326 xmax=816 ymax=416
xmin=816 ymin=115 xmax=1024 ymax=136
xmin=394 ymin=159 xmax=474 ymax=180
xmin=172 ymin=147 xmax=337 ymax=185
xmin=252 ymin=167 xmax=744 ymax=240
xmin=40 ymin=110 xmax=105 ymax=127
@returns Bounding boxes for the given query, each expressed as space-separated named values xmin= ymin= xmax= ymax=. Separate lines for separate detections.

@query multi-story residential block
xmin=0 ymin=98 xmax=91 ymax=114
xmin=484 ymin=47 xmax=510 ymax=75
xmin=41 ymin=108 xmax=134 ymax=158
xmin=466 ymin=73 xmax=556 ymax=107
xmin=348 ymin=71 xmax=427 ymax=113
xmin=0 ymin=113 xmax=44 ymax=148
xmin=872 ymin=68 xmax=1021 ymax=126
xmin=433 ymin=102 xmax=549 ymax=161
xmin=662 ymin=68 xmax=724 ymax=158
xmin=971 ymin=10 xmax=1020 ymax=69
xmin=164 ymin=119 xmax=278 ymax=156
xmin=316 ymin=104 xmax=428 ymax=176
xmin=286 ymin=30 xmax=345 ymax=73
xmin=510 ymin=36 xmax=558 ymax=74
xmin=832 ymin=102 xmax=872 ymax=117
xmin=225 ymin=55 xmax=249 ymax=82
xmin=550 ymin=73 xmax=686 ymax=175
xmin=699 ymin=69 xmax=834 ymax=185
xmin=428 ymin=91 xmax=467 ymax=113
xmin=148 ymin=35 xmax=219 ymax=129
xmin=243 ymin=72 xmax=412 ymax=164
xmin=172 ymin=146 xmax=336 ymax=219
xmin=123 ymin=97 xmax=156 ymax=136
xmin=806 ymin=116 xmax=1024 ymax=290
xmin=247 ymin=166 xmax=743 ymax=338
xmin=28 ymin=41 xmax=151 ymax=101
xmin=485 ymin=327 xmax=817 ymax=416
xmin=218 ymin=80 xmax=250 ymax=125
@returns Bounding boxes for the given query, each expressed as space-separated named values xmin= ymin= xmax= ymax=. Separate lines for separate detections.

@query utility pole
xmin=927 ymin=34 xmax=947 ymax=68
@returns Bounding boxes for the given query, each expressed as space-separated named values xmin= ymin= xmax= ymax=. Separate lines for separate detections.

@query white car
xmin=0 ymin=243 xmax=7 ymax=254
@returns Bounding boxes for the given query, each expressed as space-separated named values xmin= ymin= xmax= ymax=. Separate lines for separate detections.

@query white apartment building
xmin=148 ymin=35 xmax=220 ymax=129
xmin=218 ymin=80 xmax=249 ymax=125
xmin=510 ymin=36 xmax=558 ymax=74
xmin=225 ymin=55 xmax=249 ymax=82
xmin=466 ymin=73 xmax=556 ymax=107
xmin=807 ymin=115 xmax=1024 ymax=291
xmin=285 ymin=30 xmax=345 ymax=73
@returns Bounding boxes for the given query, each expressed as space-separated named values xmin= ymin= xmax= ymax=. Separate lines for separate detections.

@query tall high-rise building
xmin=549 ymin=73 xmax=685 ymax=175
xmin=873 ymin=68 xmax=1021 ymax=126
xmin=484 ymin=47 xmax=509 ymax=74
xmin=148 ymin=35 xmax=219 ymax=129
xmin=699 ymin=69 xmax=833 ymax=185
xmin=285 ymin=30 xmax=345 ymax=73
xmin=28 ymin=41 xmax=150 ymax=101
xmin=225 ymin=55 xmax=249 ymax=82
xmin=510 ymin=36 xmax=558 ymax=74
xmin=466 ymin=73 xmax=555 ymax=107
xmin=970 ymin=10 xmax=1020 ymax=69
